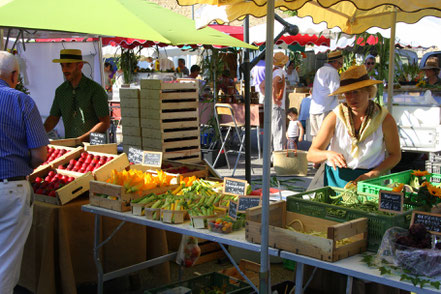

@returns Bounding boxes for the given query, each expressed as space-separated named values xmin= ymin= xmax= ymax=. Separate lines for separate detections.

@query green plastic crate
xmin=357 ymin=169 xmax=441 ymax=197
xmin=286 ymin=186 xmax=422 ymax=252
xmin=282 ymin=259 xmax=296 ymax=271
xmin=144 ymin=272 xmax=252 ymax=294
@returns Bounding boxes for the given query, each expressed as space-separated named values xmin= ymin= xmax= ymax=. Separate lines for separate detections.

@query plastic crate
xmin=286 ymin=186 xmax=421 ymax=252
xmin=282 ymin=259 xmax=296 ymax=271
xmin=144 ymin=272 xmax=252 ymax=294
xmin=357 ymin=169 xmax=441 ymax=197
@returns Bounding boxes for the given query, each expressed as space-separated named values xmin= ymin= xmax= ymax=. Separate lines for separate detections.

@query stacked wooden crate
xmin=139 ymin=80 xmax=201 ymax=163
xmin=119 ymin=88 xmax=142 ymax=154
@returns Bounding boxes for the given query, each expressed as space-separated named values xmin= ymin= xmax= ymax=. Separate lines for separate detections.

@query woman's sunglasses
xmin=365 ymin=62 xmax=375 ymax=65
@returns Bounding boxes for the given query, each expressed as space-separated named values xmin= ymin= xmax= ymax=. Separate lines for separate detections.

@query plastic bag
xmin=176 ymin=235 xmax=201 ymax=267
xmin=375 ymin=227 xmax=441 ymax=277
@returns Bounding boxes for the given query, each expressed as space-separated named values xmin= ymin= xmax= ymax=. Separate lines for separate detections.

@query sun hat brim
xmin=329 ymin=79 xmax=382 ymax=96
xmin=52 ymin=58 xmax=88 ymax=63
xmin=421 ymin=65 xmax=439 ymax=70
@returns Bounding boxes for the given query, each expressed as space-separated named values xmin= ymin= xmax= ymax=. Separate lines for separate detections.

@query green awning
xmin=0 ymin=0 xmax=257 ymax=49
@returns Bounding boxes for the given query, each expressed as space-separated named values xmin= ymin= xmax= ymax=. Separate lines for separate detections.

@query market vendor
xmin=44 ymin=49 xmax=110 ymax=142
xmin=421 ymin=57 xmax=441 ymax=86
xmin=307 ymin=65 xmax=401 ymax=187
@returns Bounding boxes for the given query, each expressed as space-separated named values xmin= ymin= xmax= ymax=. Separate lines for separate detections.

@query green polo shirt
xmin=50 ymin=75 xmax=109 ymax=138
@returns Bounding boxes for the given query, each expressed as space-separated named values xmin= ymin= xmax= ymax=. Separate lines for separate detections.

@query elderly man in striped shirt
xmin=0 ymin=51 xmax=48 ymax=293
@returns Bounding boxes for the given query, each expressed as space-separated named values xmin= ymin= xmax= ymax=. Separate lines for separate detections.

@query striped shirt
xmin=50 ymin=74 xmax=109 ymax=138
xmin=0 ymin=79 xmax=49 ymax=178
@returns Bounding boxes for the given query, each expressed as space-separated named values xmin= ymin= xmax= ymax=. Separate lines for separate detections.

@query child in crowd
xmin=286 ymin=107 xmax=304 ymax=149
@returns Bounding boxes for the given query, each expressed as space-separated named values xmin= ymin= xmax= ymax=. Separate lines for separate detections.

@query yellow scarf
xmin=336 ymin=101 xmax=388 ymax=158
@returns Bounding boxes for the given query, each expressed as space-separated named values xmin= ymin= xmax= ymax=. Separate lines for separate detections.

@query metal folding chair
xmin=213 ymin=103 xmax=246 ymax=176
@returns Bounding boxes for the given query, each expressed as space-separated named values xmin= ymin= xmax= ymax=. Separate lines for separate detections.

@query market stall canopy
xmin=0 ymin=0 xmax=257 ymax=49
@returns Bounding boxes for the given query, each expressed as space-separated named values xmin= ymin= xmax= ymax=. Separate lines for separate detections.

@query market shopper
xmin=309 ymin=50 xmax=343 ymax=140
xmin=421 ymin=57 xmax=441 ymax=86
xmin=251 ymin=56 xmax=265 ymax=104
xmin=188 ymin=64 xmax=201 ymax=79
xmin=0 ymin=51 xmax=49 ymax=293
xmin=307 ymin=65 xmax=401 ymax=188
xmin=285 ymin=60 xmax=299 ymax=86
xmin=260 ymin=52 xmax=289 ymax=151
xmin=364 ymin=54 xmax=376 ymax=76
xmin=44 ymin=49 xmax=110 ymax=142
xmin=177 ymin=58 xmax=189 ymax=76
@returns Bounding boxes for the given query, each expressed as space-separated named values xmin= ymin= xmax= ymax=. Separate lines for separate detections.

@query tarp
xmin=0 ymin=0 xmax=256 ymax=49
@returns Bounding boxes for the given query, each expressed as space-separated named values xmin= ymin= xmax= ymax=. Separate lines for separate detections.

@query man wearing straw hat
xmin=310 ymin=50 xmax=343 ymax=140
xmin=421 ymin=57 xmax=441 ymax=86
xmin=44 ymin=49 xmax=110 ymax=142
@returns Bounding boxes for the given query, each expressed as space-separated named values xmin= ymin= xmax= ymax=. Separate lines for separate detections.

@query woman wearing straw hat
xmin=307 ymin=65 xmax=401 ymax=188
xmin=421 ymin=57 xmax=441 ymax=86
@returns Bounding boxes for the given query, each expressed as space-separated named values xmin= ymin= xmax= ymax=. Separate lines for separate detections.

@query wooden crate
xmin=193 ymin=240 xmax=226 ymax=266
xmin=139 ymin=80 xmax=201 ymax=163
xmin=29 ymin=166 xmax=94 ymax=205
xmin=245 ymin=201 xmax=368 ymax=262
xmin=89 ymin=180 xmax=178 ymax=212
xmin=121 ymin=117 xmax=141 ymax=127
xmin=83 ymin=143 xmax=118 ymax=154
xmin=219 ymin=259 xmax=260 ymax=287
xmin=122 ymin=126 xmax=142 ymax=137
xmin=34 ymin=145 xmax=80 ymax=173
xmin=161 ymin=160 xmax=209 ymax=179
xmin=53 ymin=149 xmax=129 ymax=182
xmin=49 ymin=138 xmax=81 ymax=147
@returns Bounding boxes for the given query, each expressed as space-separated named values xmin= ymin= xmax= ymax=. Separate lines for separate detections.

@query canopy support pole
xmin=0 ymin=29 xmax=3 ymax=51
xmin=387 ymin=9 xmax=397 ymax=112
xmin=244 ymin=16 xmax=251 ymax=183
xmin=98 ymin=37 xmax=105 ymax=88
xmin=260 ymin=1 xmax=275 ymax=294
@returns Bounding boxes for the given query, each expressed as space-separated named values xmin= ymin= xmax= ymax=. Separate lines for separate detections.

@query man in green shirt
xmin=44 ymin=49 xmax=110 ymax=142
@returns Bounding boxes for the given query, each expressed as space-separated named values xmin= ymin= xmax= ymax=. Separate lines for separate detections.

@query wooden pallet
xmin=139 ymin=80 xmax=201 ymax=163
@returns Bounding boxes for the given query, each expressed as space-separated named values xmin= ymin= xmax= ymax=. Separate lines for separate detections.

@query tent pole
xmin=260 ymin=1 xmax=275 ymax=294
xmin=98 ymin=37 xmax=106 ymax=88
xmin=387 ymin=9 xmax=397 ymax=112
xmin=244 ymin=16 xmax=251 ymax=183
xmin=0 ymin=29 xmax=4 ymax=51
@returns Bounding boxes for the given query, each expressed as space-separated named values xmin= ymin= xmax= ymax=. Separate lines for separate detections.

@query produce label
xmin=411 ymin=211 xmax=441 ymax=235
xmin=237 ymin=196 xmax=261 ymax=212
xmin=128 ymin=147 xmax=143 ymax=164
xmin=228 ymin=201 xmax=238 ymax=220
xmin=378 ymin=190 xmax=403 ymax=214
xmin=223 ymin=178 xmax=247 ymax=196
xmin=142 ymin=151 xmax=162 ymax=167
xmin=90 ymin=132 xmax=107 ymax=145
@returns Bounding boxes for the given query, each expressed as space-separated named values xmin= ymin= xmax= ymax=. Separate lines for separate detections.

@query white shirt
xmin=286 ymin=70 xmax=299 ymax=86
xmin=327 ymin=109 xmax=386 ymax=169
xmin=310 ymin=63 xmax=340 ymax=115
xmin=287 ymin=120 xmax=300 ymax=137
xmin=272 ymin=67 xmax=287 ymax=110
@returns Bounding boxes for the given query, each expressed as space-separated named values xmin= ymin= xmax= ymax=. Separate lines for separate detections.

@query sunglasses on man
xmin=365 ymin=62 xmax=375 ymax=65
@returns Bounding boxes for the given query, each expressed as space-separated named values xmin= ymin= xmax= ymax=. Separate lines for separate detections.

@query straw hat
xmin=421 ymin=57 xmax=440 ymax=70
xmin=327 ymin=50 xmax=343 ymax=62
xmin=273 ymin=52 xmax=289 ymax=67
xmin=329 ymin=65 xmax=382 ymax=96
xmin=52 ymin=49 xmax=88 ymax=63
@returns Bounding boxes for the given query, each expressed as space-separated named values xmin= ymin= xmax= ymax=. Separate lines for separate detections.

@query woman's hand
xmin=326 ymin=151 xmax=347 ymax=170
xmin=353 ymin=170 xmax=381 ymax=183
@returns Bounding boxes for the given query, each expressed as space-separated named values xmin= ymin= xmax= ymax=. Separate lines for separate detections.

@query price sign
xmin=223 ymin=177 xmax=247 ymax=196
xmin=90 ymin=132 xmax=107 ymax=145
xmin=128 ymin=147 xmax=143 ymax=164
xmin=411 ymin=211 xmax=441 ymax=235
xmin=142 ymin=151 xmax=162 ymax=168
xmin=378 ymin=190 xmax=403 ymax=214
xmin=228 ymin=200 xmax=238 ymax=220
xmin=238 ymin=196 xmax=261 ymax=212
